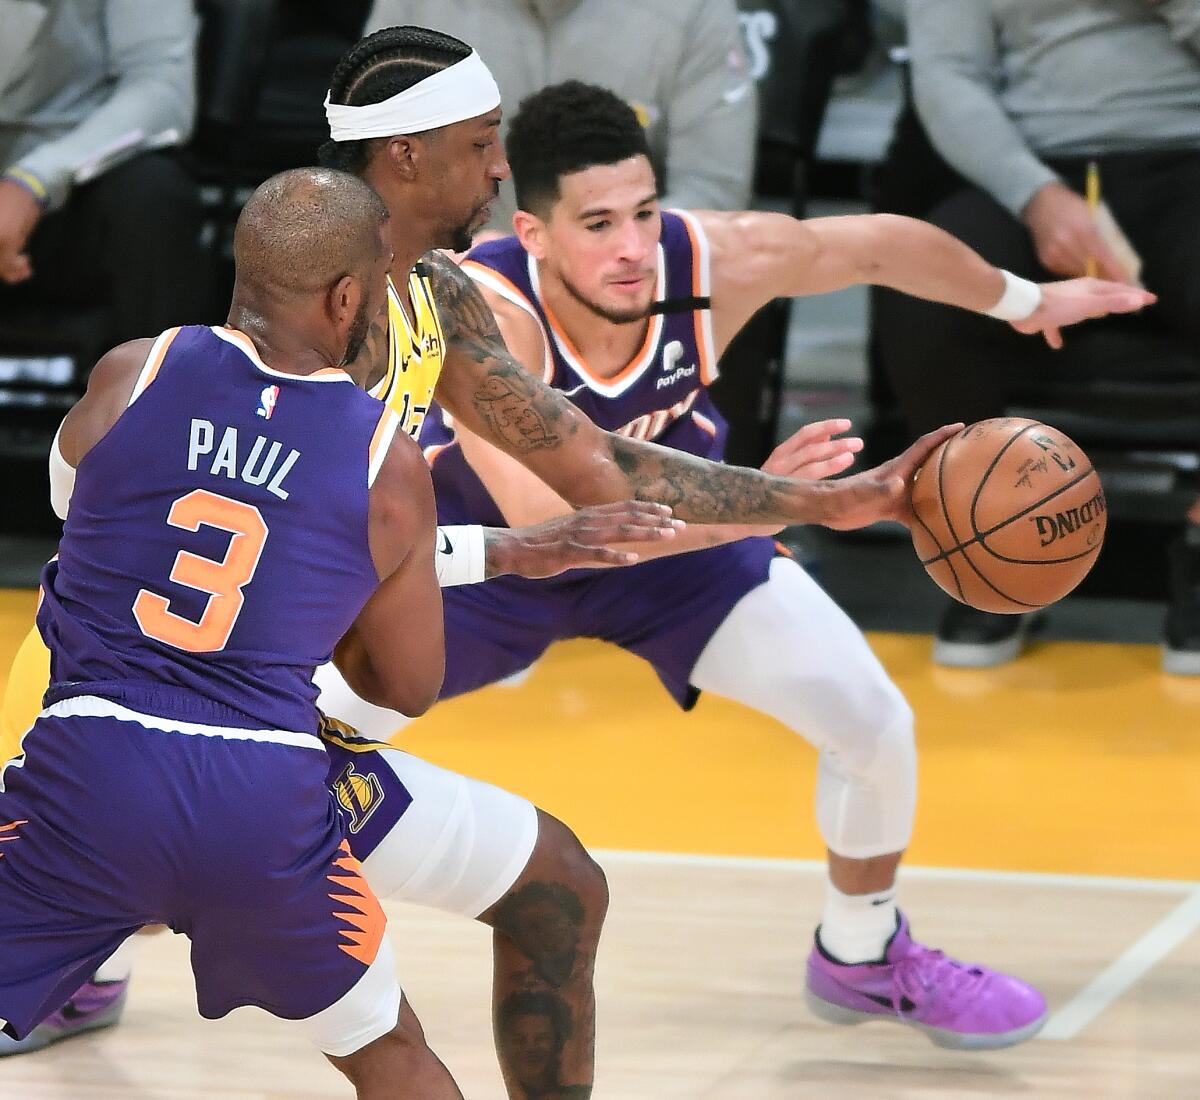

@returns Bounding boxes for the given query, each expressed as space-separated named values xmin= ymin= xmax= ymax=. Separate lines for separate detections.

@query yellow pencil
xmin=1085 ymin=160 xmax=1101 ymax=277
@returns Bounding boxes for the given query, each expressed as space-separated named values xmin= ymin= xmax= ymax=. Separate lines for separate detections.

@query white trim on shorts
xmin=41 ymin=696 xmax=325 ymax=751
xmin=299 ymin=934 xmax=403 ymax=1057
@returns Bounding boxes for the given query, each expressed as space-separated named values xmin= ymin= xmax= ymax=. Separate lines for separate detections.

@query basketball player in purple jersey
xmin=368 ymin=80 xmax=1150 ymax=1052
xmin=5 ymin=26 xmax=1153 ymax=1089
xmin=0 ymin=167 xmax=477 ymax=1096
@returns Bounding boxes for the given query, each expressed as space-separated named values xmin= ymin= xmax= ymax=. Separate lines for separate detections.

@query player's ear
xmin=329 ymin=273 xmax=363 ymax=334
xmin=383 ymin=135 xmax=420 ymax=182
xmin=513 ymin=209 xmax=546 ymax=258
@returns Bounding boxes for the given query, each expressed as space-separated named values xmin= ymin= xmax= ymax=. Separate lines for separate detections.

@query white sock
xmin=818 ymin=879 xmax=898 ymax=965
xmin=93 ymin=936 xmax=140 ymax=984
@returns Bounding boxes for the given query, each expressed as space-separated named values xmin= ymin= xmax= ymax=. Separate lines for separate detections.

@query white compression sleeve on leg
xmin=689 ymin=557 xmax=916 ymax=858
xmin=435 ymin=525 xmax=487 ymax=586
xmin=49 ymin=423 xmax=75 ymax=520
xmin=313 ymin=661 xmax=412 ymax=741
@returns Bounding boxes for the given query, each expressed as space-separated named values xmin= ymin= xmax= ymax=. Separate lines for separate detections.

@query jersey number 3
xmin=133 ymin=489 xmax=269 ymax=653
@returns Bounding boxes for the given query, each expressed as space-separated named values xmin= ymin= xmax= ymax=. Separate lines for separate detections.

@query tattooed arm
xmin=426 ymin=250 xmax=957 ymax=529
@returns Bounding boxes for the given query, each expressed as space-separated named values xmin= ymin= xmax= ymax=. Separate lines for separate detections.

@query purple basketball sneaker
xmin=0 ymin=977 xmax=128 ymax=1056
xmin=805 ymin=913 xmax=1047 ymax=1050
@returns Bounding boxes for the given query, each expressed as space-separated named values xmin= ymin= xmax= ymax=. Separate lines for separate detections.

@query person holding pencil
xmin=875 ymin=0 xmax=1200 ymax=674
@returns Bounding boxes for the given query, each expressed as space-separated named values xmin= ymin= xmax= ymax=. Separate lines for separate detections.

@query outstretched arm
xmin=699 ymin=209 xmax=1157 ymax=352
xmin=425 ymin=250 xmax=945 ymax=530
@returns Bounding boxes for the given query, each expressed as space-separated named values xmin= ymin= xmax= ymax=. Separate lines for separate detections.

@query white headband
xmin=324 ymin=50 xmax=501 ymax=141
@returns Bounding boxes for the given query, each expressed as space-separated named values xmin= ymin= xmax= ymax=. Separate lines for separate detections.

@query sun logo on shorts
xmin=333 ymin=762 xmax=385 ymax=835
xmin=327 ymin=841 xmax=386 ymax=966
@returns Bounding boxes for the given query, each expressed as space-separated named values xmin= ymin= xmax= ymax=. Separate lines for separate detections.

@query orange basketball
xmin=909 ymin=418 xmax=1107 ymax=613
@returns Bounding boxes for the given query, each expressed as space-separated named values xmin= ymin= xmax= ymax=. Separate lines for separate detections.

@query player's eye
xmin=586 ymin=220 xmax=609 ymax=232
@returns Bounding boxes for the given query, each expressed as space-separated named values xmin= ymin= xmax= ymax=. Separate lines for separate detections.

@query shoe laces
xmin=893 ymin=945 xmax=988 ymax=1009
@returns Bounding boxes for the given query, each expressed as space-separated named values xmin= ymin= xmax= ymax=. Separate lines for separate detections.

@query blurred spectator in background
xmin=364 ymin=0 xmax=757 ymax=234
xmin=0 ymin=0 xmax=209 ymax=343
xmin=874 ymin=0 xmax=1200 ymax=672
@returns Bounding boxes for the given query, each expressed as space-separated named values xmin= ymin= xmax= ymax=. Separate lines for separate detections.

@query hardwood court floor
xmin=1 ymin=588 xmax=1198 ymax=1097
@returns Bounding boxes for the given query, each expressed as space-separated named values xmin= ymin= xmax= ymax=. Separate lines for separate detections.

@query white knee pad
xmin=299 ymin=935 xmax=403 ymax=1057
xmin=690 ymin=557 xmax=916 ymax=858
xmin=360 ymin=747 xmax=539 ymax=918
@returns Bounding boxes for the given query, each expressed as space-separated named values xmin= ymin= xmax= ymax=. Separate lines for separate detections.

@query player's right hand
xmin=500 ymin=501 xmax=685 ymax=578
xmin=811 ymin=423 xmax=964 ymax=532
xmin=1012 ymin=278 xmax=1156 ymax=350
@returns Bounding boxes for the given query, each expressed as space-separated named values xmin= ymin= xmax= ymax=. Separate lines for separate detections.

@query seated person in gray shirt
xmin=874 ymin=0 xmax=1200 ymax=673
xmin=0 ymin=0 xmax=210 ymax=345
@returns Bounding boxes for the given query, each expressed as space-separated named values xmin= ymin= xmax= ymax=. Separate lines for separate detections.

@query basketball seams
xmin=919 ymin=464 xmax=1101 ymax=566
xmin=967 ymin=421 xmax=1041 ymax=545
xmin=933 ymin=435 xmax=967 ymax=601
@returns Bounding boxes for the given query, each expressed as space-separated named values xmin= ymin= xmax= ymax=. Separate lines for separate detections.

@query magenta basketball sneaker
xmin=0 ymin=978 xmax=128 ymax=1056
xmin=805 ymin=913 xmax=1047 ymax=1050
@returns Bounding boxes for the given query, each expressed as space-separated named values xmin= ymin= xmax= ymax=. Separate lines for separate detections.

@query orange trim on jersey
xmin=139 ymin=326 xmax=182 ymax=392
xmin=462 ymin=261 xmax=555 ymax=384
xmin=368 ymin=408 xmax=398 ymax=474
xmin=327 ymin=840 xmax=386 ymax=965
xmin=221 ymin=327 xmax=346 ymax=378
xmin=540 ymin=292 xmax=658 ymax=389
xmin=461 ymin=259 xmax=531 ymax=308
xmin=677 ymin=214 xmax=715 ymax=385
xmin=422 ymin=442 xmax=453 ymax=467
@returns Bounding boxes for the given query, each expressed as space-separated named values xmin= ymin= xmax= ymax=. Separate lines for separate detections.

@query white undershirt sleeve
xmin=49 ymin=424 xmax=76 ymax=520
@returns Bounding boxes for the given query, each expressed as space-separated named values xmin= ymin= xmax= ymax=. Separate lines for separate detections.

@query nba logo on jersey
xmin=257 ymin=385 xmax=280 ymax=420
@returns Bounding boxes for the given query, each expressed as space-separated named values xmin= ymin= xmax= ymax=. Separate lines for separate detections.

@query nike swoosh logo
xmin=861 ymin=991 xmax=917 ymax=1014
xmin=871 ymin=895 xmax=895 ymax=906
xmin=438 ymin=531 xmax=453 ymax=555
xmin=562 ymin=382 xmax=588 ymax=397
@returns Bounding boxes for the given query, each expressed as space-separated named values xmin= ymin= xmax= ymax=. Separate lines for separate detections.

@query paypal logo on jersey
xmin=257 ymin=384 xmax=280 ymax=420
xmin=656 ymin=339 xmax=698 ymax=390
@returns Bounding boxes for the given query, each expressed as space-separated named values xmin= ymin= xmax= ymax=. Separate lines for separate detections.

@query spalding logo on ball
xmin=910 ymin=418 xmax=1106 ymax=614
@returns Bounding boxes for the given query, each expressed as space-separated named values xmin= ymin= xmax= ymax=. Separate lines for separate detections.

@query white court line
xmin=594 ymin=848 xmax=1200 ymax=895
xmin=595 ymin=848 xmax=1200 ymax=1040
xmin=1041 ymin=887 xmax=1200 ymax=1041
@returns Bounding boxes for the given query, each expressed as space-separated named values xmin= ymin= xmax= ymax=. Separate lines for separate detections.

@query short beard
xmin=560 ymin=270 xmax=650 ymax=325
xmin=340 ymin=297 xmax=373 ymax=367
xmin=445 ymin=220 xmax=475 ymax=253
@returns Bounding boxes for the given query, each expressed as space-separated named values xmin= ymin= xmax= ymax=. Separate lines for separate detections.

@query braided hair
xmin=318 ymin=26 xmax=472 ymax=174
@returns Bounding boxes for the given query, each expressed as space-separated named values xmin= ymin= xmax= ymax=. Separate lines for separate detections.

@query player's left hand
xmin=1011 ymin=278 xmax=1156 ymax=350
xmin=763 ymin=418 xmax=863 ymax=480
xmin=502 ymin=501 xmax=685 ymax=578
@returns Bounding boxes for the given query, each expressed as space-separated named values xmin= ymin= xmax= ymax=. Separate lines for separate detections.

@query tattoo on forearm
xmin=609 ymin=435 xmax=808 ymax=524
xmin=425 ymin=250 xmax=573 ymax=454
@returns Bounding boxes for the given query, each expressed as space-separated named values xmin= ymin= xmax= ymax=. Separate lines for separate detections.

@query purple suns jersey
xmin=419 ymin=210 xmax=727 ymax=528
xmin=37 ymin=325 xmax=395 ymax=734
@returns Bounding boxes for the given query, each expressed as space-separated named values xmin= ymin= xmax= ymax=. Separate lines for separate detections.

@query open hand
xmin=1011 ymin=278 xmax=1156 ymax=349
xmin=762 ymin=417 xmax=863 ymax=480
xmin=501 ymin=500 xmax=684 ymax=578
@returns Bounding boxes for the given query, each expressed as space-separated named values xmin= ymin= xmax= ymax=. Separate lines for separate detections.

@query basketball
xmin=910 ymin=418 xmax=1107 ymax=613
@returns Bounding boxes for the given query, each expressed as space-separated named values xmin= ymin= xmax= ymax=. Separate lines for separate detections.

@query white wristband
xmin=434 ymin=525 xmax=487 ymax=587
xmin=984 ymin=269 xmax=1043 ymax=321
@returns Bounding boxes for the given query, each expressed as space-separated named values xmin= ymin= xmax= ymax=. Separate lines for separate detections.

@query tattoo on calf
xmin=497 ymin=990 xmax=593 ymax=1099
xmin=493 ymin=882 xmax=585 ymax=988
